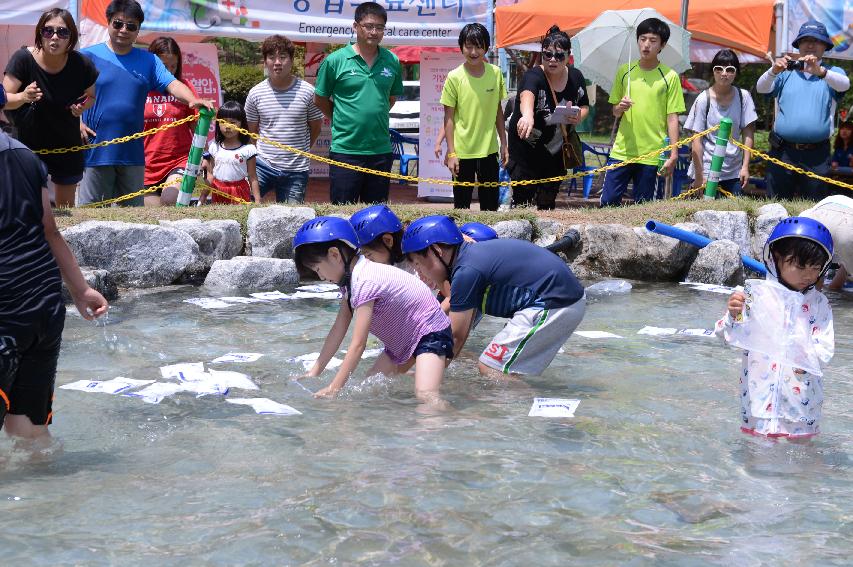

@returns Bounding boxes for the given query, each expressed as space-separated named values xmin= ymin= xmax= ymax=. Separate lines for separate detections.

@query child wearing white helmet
xmin=715 ymin=217 xmax=835 ymax=438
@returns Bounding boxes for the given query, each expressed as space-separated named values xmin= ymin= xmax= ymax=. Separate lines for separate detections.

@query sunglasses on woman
xmin=542 ymin=50 xmax=567 ymax=61
xmin=111 ymin=19 xmax=139 ymax=32
xmin=713 ymin=65 xmax=737 ymax=74
xmin=41 ymin=26 xmax=70 ymax=40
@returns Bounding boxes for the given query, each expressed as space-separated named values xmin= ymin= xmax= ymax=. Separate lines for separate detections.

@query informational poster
xmin=418 ymin=50 xmax=463 ymax=199
xmin=82 ymin=0 xmax=489 ymax=45
xmin=786 ymin=0 xmax=853 ymax=60
xmin=180 ymin=42 xmax=222 ymax=105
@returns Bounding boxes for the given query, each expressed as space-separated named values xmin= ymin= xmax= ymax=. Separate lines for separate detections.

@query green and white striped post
xmin=704 ymin=117 xmax=733 ymax=200
xmin=176 ymin=107 xmax=215 ymax=207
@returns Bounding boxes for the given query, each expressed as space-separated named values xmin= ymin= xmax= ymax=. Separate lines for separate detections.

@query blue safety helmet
xmin=350 ymin=205 xmax=403 ymax=247
xmin=459 ymin=222 xmax=498 ymax=242
xmin=0 ymin=87 xmax=6 ymax=110
xmin=763 ymin=216 xmax=834 ymax=279
xmin=293 ymin=216 xmax=359 ymax=251
xmin=401 ymin=215 xmax=464 ymax=254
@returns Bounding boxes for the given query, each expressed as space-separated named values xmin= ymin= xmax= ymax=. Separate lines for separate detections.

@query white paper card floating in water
xmin=292 ymin=290 xmax=342 ymax=300
xmin=528 ymin=398 xmax=580 ymax=417
xmin=249 ymin=291 xmax=292 ymax=300
xmin=575 ymin=330 xmax=624 ymax=339
xmin=60 ymin=377 xmax=154 ymax=394
xmin=725 ymin=279 xmax=823 ymax=375
xmin=211 ymin=353 xmax=264 ymax=364
xmin=288 ymin=352 xmax=344 ymax=371
xmin=226 ymin=398 xmax=302 ymax=416
xmin=123 ymin=382 xmax=186 ymax=404
xmin=183 ymin=298 xmax=232 ymax=309
xmin=206 ymin=370 xmax=259 ymax=391
xmin=296 ymin=283 xmax=339 ymax=293
xmin=680 ymin=282 xmax=741 ymax=295
xmin=160 ymin=362 xmax=205 ymax=380
xmin=218 ymin=296 xmax=268 ymax=304
xmin=637 ymin=326 xmax=714 ymax=338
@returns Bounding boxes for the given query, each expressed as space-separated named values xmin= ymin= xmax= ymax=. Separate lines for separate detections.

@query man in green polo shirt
xmin=315 ymin=1 xmax=403 ymax=204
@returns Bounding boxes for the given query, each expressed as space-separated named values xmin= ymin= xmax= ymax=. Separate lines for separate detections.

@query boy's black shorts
xmin=0 ymin=302 xmax=66 ymax=428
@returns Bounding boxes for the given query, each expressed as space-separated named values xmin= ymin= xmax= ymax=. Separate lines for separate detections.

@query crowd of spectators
xmin=1 ymin=2 xmax=850 ymax=209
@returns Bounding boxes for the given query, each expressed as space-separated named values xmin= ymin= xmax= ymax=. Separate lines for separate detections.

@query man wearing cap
xmin=756 ymin=20 xmax=850 ymax=199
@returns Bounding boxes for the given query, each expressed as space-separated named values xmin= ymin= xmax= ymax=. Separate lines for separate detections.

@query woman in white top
xmin=684 ymin=49 xmax=758 ymax=195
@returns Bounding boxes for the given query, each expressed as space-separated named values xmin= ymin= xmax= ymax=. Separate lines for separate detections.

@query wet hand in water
xmin=75 ymin=287 xmax=109 ymax=321
xmin=313 ymin=384 xmax=341 ymax=398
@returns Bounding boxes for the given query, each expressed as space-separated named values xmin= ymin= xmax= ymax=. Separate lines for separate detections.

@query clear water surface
xmin=2 ymin=283 xmax=852 ymax=566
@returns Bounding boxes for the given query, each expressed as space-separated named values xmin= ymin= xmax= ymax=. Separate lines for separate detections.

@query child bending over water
xmin=293 ymin=217 xmax=453 ymax=407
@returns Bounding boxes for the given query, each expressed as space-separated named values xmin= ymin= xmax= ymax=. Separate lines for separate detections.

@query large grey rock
xmin=491 ymin=219 xmax=533 ymax=241
xmin=569 ymin=223 xmax=703 ymax=281
xmin=686 ymin=239 xmax=743 ymax=286
xmin=62 ymin=221 xmax=200 ymax=287
xmin=61 ymin=267 xmax=118 ymax=303
xmin=757 ymin=203 xmax=788 ymax=218
xmin=159 ymin=219 xmax=242 ymax=281
xmin=203 ymin=256 xmax=299 ymax=289
xmin=534 ymin=219 xmax=564 ymax=247
xmin=751 ymin=211 xmax=788 ymax=260
xmin=692 ymin=210 xmax=750 ymax=257
xmin=247 ymin=206 xmax=315 ymax=258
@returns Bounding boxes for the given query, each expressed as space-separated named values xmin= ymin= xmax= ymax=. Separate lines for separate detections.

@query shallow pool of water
xmin=2 ymin=283 xmax=853 ymax=565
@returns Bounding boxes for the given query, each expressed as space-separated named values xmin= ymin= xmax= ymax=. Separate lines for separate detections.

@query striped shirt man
xmin=244 ymin=77 xmax=323 ymax=172
xmin=344 ymin=257 xmax=450 ymax=364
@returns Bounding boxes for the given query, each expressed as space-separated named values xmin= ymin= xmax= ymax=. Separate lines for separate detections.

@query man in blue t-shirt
xmin=756 ymin=19 xmax=850 ymax=200
xmin=0 ymin=88 xmax=109 ymax=441
xmin=403 ymin=216 xmax=586 ymax=378
xmin=78 ymin=0 xmax=212 ymax=206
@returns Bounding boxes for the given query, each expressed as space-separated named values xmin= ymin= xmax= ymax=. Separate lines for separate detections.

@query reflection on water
xmin=2 ymin=283 xmax=852 ymax=564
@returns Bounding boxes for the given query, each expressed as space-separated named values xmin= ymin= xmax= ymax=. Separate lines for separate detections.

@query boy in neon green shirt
xmin=600 ymin=17 xmax=685 ymax=206
xmin=440 ymin=23 xmax=508 ymax=211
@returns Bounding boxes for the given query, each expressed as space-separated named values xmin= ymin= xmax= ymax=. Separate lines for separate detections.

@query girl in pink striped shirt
xmin=293 ymin=217 xmax=453 ymax=408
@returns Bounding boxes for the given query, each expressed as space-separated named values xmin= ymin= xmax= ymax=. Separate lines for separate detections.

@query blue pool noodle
xmin=645 ymin=219 xmax=767 ymax=276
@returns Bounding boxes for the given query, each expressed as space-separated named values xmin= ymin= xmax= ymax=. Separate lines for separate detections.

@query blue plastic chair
xmin=569 ymin=142 xmax=610 ymax=199
xmin=389 ymin=128 xmax=419 ymax=178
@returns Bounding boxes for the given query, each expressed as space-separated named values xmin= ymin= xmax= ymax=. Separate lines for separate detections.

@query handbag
xmin=544 ymin=67 xmax=583 ymax=170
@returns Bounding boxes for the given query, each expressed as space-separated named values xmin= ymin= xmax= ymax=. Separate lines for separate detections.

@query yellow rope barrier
xmin=34 ymin=114 xmax=198 ymax=156
xmin=730 ymin=138 xmax=853 ymax=193
xmin=80 ymin=176 xmax=249 ymax=208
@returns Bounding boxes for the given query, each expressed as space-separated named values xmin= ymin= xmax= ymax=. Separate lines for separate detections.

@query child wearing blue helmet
xmin=402 ymin=215 xmax=585 ymax=378
xmin=715 ymin=217 xmax=835 ymax=438
xmin=459 ymin=222 xmax=499 ymax=242
xmin=350 ymin=204 xmax=404 ymax=265
xmin=293 ymin=216 xmax=453 ymax=407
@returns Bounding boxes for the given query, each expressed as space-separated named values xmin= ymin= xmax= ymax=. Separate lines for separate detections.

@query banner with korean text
xmin=82 ymin=0 xmax=489 ymax=46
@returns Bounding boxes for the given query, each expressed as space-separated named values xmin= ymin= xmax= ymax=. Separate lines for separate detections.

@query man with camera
xmin=756 ymin=20 xmax=849 ymax=199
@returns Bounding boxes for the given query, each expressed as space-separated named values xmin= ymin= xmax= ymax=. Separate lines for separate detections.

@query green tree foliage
xmin=219 ymin=64 xmax=265 ymax=105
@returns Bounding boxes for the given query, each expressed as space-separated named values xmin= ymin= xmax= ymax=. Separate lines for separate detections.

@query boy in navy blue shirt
xmin=402 ymin=216 xmax=586 ymax=377
xmin=1 ymin=87 xmax=109 ymax=442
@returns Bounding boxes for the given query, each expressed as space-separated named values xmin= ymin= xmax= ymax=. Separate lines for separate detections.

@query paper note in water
xmin=296 ymin=283 xmax=340 ymax=293
xmin=288 ymin=352 xmax=344 ymax=371
xmin=160 ymin=362 xmax=205 ymax=379
xmin=183 ymin=298 xmax=232 ymax=309
xmin=123 ymin=382 xmax=185 ymax=404
xmin=637 ymin=326 xmax=679 ymax=336
xmin=206 ymin=370 xmax=259 ymax=391
xmin=218 ymin=296 xmax=268 ymax=304
xmin=211 ymin=353 xmax=264 ymax=364
xmin=528 ymin=398 xmax=580 ymax=417
xmin=292 ymin=290 xmax=342 ymax=300
xmin=226 ymin=398 xmax=302 ymax=416
xmin=60 ymin=377 xmax=154 ymax=394
xmin=678 ymin=328 xmax=715 ymax=337
xmin=249 ymin=291 xmax=292 ymax=300
xmin=339 ymin=347 xmax=383 ymax=358
xmin=575 ymin=331 xmax=624 ymax=339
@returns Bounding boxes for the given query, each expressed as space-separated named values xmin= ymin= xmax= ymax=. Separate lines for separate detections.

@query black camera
xmin=787 ymin=59 xmax=805 ymax=71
